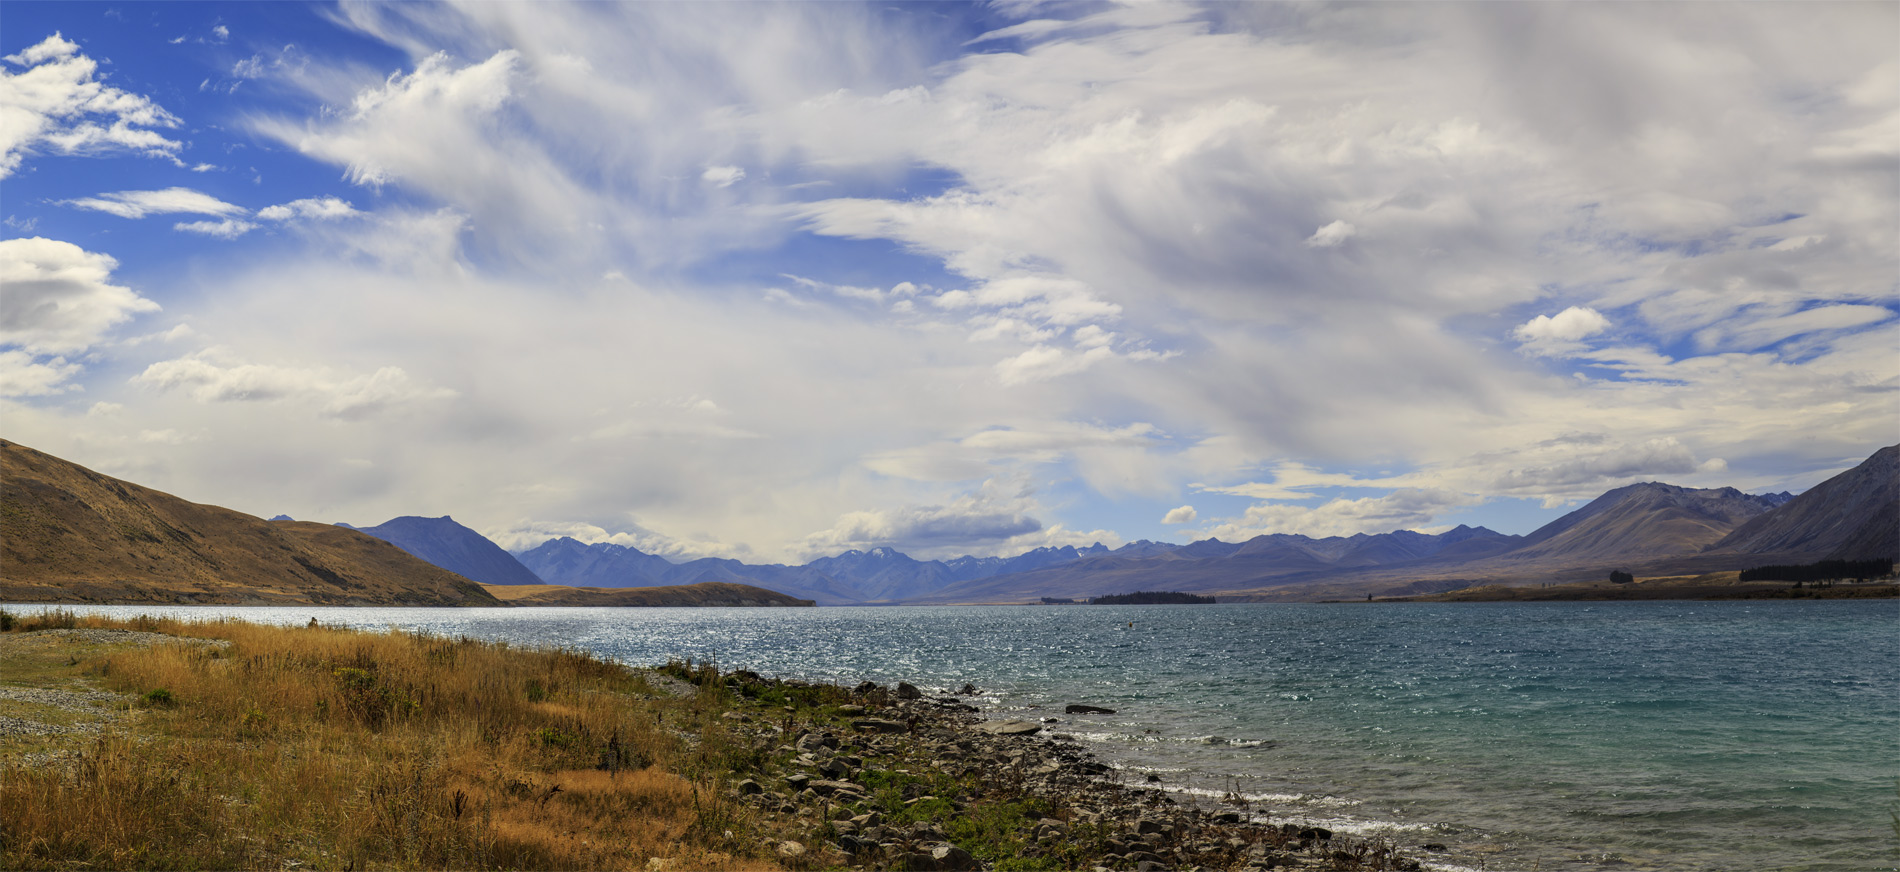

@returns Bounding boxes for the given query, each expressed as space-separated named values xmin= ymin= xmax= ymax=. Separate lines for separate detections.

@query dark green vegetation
xmin=1608 ymin=570 xmax=1635 ymax=585
xmin=1090 ymin=591 xmax=1218 ymax=605
xmin=1738 ymin=558 xmax=1893 ymax=583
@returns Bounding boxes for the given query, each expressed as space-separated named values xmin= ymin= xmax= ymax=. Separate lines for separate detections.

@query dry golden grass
xmin=0 ymin=611 xmax=778 ymax=871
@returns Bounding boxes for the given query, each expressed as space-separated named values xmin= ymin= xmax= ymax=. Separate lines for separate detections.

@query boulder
xmin=896 ymin=681 xmax=923 ymax=700
xmin=931 ymin=844 xmax=979 ymax=871
xmin=736 ymin=779 xmax=763 ymax=795
xmin=853 ymin=717 xmax=908 ymax=733
xmin=976 ymin=719 xmax=1043 ymax=737
xmin=776 ymin=841 xmax=807 ymax=860
xmin=807 ymin=779 xmax=865 ymax=797
xmin=1065 ymin=704 xmax=1117 ymax=715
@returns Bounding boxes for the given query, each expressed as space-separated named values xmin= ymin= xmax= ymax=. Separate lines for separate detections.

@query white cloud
xmin=1692 ymin=304 xmax=1892 ymax=352
xmin=0 ymin=33 xmax=184 ymax=177
xmin=1305 ymin=220 xmax=1357 ymax=248
xmin=174 ymin=219 xmax=259 ymax=239
xmin=1161 ymin=505 xmax=1197 ymax=524
xmin=0 ymin=237 xmax=159 ymax=354
xmin=702 ymin=165 xmax=745 ymax=187
xmin=0 ymin=350 xmax=81 ymax=398
xmin=1514 ymin=306 xmax=1612 ymax=357
xmin=1206 ymin=488 xmax=1476 ymax=541
xmin=17 ymin=4 xmax=1893 ymax=564
xmin=256 ymin=196 xmax=360 ymax=221
xmin=132 ymin=352 xmax=456 ymax=420
xmin=800 ymin=475 xmax=1047 ymax=559
xmin=66 ymin=187 xmax=247 ymax=220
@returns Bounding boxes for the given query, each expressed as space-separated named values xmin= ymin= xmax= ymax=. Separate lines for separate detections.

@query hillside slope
xmin=347 ymin=516 xmax=545 ymax=586
xmin=0 ymin=440 xmax=499 ymax=606
xmin=1708 ymin=444 xmax=1899 ymax=561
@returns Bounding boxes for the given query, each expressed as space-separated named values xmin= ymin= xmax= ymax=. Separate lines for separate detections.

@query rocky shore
xmin=668 ymin=664 xmax=1426 ymax=871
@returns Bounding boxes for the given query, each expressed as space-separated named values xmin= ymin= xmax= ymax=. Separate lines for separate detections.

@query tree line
xmin=1739 ymin=558 xmax=1893 ymax=583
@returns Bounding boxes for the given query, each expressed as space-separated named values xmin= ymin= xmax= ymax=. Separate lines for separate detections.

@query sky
xmin=2 ymin=1 xmax=1895 ymax=564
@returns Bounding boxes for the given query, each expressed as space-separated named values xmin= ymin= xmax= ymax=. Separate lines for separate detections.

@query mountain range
xmin=491 ymin=443 xmax=1896 ymax=603
xmin=6 ymin=437 xmax=1891 ymax=606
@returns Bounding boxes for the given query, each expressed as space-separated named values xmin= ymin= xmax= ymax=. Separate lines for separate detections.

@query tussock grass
xmin=0 ymin=612 xmax=774 ymax=871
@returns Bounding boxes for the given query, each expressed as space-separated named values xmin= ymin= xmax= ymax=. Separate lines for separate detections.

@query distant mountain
xmin=912 ymin=525 xmax=1519 ymax=603
xmin=482 ymin=581 xmax=814 ymax=607
xmin=1708 ymin=445 xmax=1899 ymax=561
xmin=1499 ymin=482 xmax=1781 ymax=563
xmin=344 ymin=516 xmax=544 ymax=586
xmin=515 ymin=537 xmax=1182 ymax=604
xmin=0 ymin=440 xmax=499 ymax=607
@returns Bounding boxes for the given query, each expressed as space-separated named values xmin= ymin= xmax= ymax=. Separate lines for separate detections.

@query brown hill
xmin=0 ymin=439 xmax=500 ymax=606
xmin=1707 ymin=444 xmax=1899 ymax=561
xmin=480 ymin=582 xmax=814 ymax=607
xmin=1497 ymin=482 xmax=1778 ymax=563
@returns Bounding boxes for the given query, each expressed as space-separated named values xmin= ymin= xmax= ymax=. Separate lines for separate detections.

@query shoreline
xmin=0 ymin=610 xmax=1432 ymax=871
xmin=683 ymin=662 xmax=1433 ymax=871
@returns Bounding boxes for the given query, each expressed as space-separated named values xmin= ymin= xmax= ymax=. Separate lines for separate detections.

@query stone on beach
xmin=1066 ymin=704 xmax=1117 ymax=714
xmin=976 ymin=719 xmax=1043 ymax=736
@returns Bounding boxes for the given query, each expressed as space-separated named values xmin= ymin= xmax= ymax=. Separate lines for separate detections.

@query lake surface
xmin=19 ymin=600 xmax=1897 ymax=872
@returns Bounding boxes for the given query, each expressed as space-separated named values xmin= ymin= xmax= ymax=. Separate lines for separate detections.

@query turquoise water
xmin=25 ymin=601 xmax=1898 ymax=871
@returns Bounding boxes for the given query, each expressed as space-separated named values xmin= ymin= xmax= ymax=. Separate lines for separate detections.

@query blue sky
xmin=4 ymin=1 xmax=1895 ymax=562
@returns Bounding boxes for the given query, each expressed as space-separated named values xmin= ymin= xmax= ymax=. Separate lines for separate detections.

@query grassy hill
xmin=0 ymin=440 xmax=499 ymax=606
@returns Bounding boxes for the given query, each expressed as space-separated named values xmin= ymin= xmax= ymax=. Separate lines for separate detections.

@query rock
xmin=931 ymin=844 xmax=978 ymax=871
xmin=1213 ymin=811 xmax=1242 ymax=824
xmin=807 ymin=779 xmax=864 ymax=797
xmin=1136 ymin=861 xmax=1170 ymax=872
xmin=776 ymin=841 xmax=806 ymax=860
xmin=894 ymin=852 xmax=938 ymax=871
xmin=1066 ymin=704 xmax=1117 ymax=714
xmin=853 ymin=717 xmax=907 ymax=733
xmin=836 ymin=704 xmax=867 ymax=716
xmin=896 ymin=681 xmax=923 ymax=700
xmin=1298 ymin=826 xmax=1332 ymax=842
xmin=1136 ymin=818 xmax=1167 ymax=836
xmin=851 ymin=811 xmax=883 ymax=828
xmin=784 ymin=773 xmax=809 ymax=790
xmin=1146 ymin=773 xmax=1162 ymax=783
xmin=976 ymin=719 xmax=1042 ymax=736
xmin=645 ymin=860 xmax=676 ymax=872
xmin=1422 ymin=843 xmax=1448 ymax=853
xmin=853 ymin=681 xmax=881 ymax=695
xmin=736 ymin=779 xmax=762 ymax=795
xmin=959 ymin=682 xmax=977 ymax=695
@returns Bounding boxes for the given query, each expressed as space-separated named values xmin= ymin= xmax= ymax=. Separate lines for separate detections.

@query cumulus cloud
xmin=1492 ymin=437 xmax=1717 ymax=502
xmin=66 ymin=187 xmax=246 ymax=220
xmin=1514 ymin=307 xmax=1611 ymax=356
xmin=1161 ymin=505 xmax=1197 ymax=524
xmin=257 ymin=196 xmax=360 ymax=221
xmin=0 ymin=350 xmax=81 ymax=398
xmin=0 ymin=33 xmax=184 ymax=177
xmin=133 ymin=352 xmax=456 ymax=420
xmin=1206 ymin=488 xmax=1476 ymax=541
xmin=800 ymin=476 xmax=1048 ymax=559
xmin=0 ymin=237 xmax=159 ymax=354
